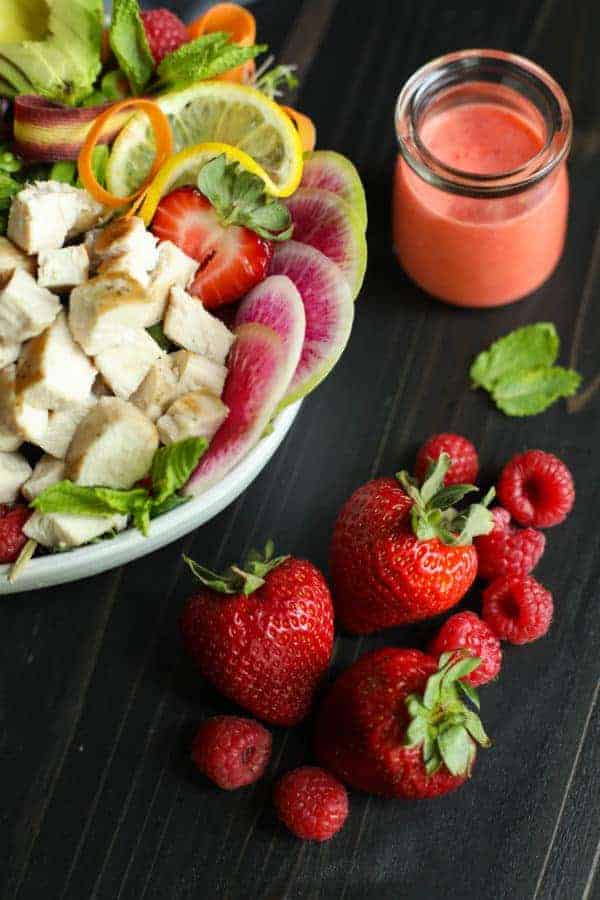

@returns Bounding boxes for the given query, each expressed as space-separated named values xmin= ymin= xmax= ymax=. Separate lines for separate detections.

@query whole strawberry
xmin=330 ymin=454 xmax=494 ymax=633
xmin=314 ymin=648 xmax=490 ymax=799
xmin=0 ymin=504 xmax=31 ymax=564
xmin=181 ymin=542 xmax=334 ymax=726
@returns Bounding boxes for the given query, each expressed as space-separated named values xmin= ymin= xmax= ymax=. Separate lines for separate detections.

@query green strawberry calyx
xmin=183 ymin=539 xmax=290 ymax=596
xmin=396 ymin=453 xmax=494 ymax=546
xmin=197 ymin=154 xmax=293 ymax=241
xmin=404 ymin=651 xmax=491 ymax=777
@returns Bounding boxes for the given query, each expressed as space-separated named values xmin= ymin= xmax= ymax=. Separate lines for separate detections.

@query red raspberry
xmin=274 ymin=766 xmax=349 ymax=842
xmin=497 ymin=449 xmax=575 ymax=528
xmin=415 ymin=433 xmax=479 ymax=486
xmin=141 ymin=9 xmax=189 ymax=64
xmin=428 ymin=611 xmax=501 ymax=685
xmin=0 ymin=504 xmax=31 ymax=564
xmin=191 ymin=716 xmax=272 ymax=790
xmin=475 ymin=506 xmax=545 ymax=580
xmin=482 ymin=575 xmax=553 ymax=645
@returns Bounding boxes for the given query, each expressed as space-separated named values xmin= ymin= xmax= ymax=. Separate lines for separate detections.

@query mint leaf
xmin=109 ymin=0 xmax=154 ymax=95
xmin=156 ymin=34 xmax=266 ymax=90
xmin=150 ymin=437 xmax=208 ymax=504
xmin=491 ymin=366 xmax=581 ymax=416
xmin=32 ymin=480 xmax=149 ymax=518
xmin=470 ymin=323 xmax=559 ymax=392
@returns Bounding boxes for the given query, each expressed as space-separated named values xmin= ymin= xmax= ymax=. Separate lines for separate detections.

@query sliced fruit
xmin=235 ymin=275 xmax=306 ymax=393
xmin=270 ymin=241 xmax=354 ymax=407
xmin=106 ymin=80 xmax=303 ymax=200
xmin=151 ymin=186 xmax=273 ymax=309
xmin=184 ymin=322 xmax=288 ymax=495
xmin=302 ymin=151 xmax=367 ymax=231
xmin=285 ymin=187 xmax=366 ymax=300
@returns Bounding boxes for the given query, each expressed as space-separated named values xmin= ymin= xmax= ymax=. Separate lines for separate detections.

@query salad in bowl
xmin=0 ymin=0 xmax=367 ymax=586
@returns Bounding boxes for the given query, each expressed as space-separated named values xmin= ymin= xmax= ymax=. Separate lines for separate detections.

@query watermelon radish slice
xmin=302 ymin=151 xmax=367 ymax=231
xmin=184 ymin=323 xmax=288 ymax=496
xmin=285 ymin=187 xmax=367 ymax=301
xmin=235 ymin=275 xmax=306 ymax=394
xmin=270 ymin=241 xmax=354 ymax=407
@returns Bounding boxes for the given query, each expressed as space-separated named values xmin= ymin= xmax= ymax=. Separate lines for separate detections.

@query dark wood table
xmin=3 ymin=1 xmax=600 ymax=897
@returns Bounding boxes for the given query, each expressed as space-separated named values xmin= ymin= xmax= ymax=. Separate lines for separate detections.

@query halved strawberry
xmin=150 ymin=155 xmax=292 ymax=309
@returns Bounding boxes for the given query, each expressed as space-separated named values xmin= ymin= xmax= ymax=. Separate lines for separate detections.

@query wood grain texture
xmin=2 ymin=1 xmax=600 ymax=898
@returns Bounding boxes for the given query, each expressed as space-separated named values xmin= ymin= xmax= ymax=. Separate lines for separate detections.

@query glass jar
xmin=393 ymin=50 xmax=572 ymax=307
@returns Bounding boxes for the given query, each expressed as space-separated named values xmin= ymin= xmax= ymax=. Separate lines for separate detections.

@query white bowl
xmin=0 ymin=401 xmax=302 ymax=595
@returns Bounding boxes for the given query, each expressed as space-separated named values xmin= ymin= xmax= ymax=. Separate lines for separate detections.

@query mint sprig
xmin=470 ymin=323 xmax=581 ymax=416
xmin=198 ymin=154 xmax=292 ymax=241
xmin=32 ymin=437 xmax=207 ymax=537
xmin=156 ymin=33 xmax=266 ymax=91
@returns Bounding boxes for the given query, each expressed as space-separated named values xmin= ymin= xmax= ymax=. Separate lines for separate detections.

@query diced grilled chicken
xmin=94 ymin=330 xmax=165 ymax=399
xmin=0 ymin=421 xmax=21 ymax=452
xmin=8 ymin=180 xmax=104 ymax=253
xmin=37 ymin=245 xmax=89 ymax=292
xmin=0 ymin=451 xmax=32 ymax=503
xmin=69 ymin=273 xmax=160 ymax=355
xmin=144 ymin=241 xmax=199 ymax=324
xmin=0 ymin=236 xmax=36 ymax=278
xmin=0 ymin=269 xmax=61 ymax=344
xmin=16 ymin=311 xmax=97 ymax=411
xmin=131 ymin=350 xmax=227 ymax=421
xmin=0 ymin=363 xmax=48 ymax=449
xmin=88 ymin=217 xmax=159 ymax=288
xmin=35 ymin=400 xmax=97 ymax=459
xmin=157 ymin=390 xmax=229 ymax=445
xmin=0 ymin=339 xmax=21 ymax=369
xmin=163 ymin=286 xmax=235 ymax=365
xmin=24 ymin=510 xmax=128 ymax=550
xmin=66 ymin=397 xmax=158 ymax=489
xmin=21 ymin=454 xmax=65 ymax=501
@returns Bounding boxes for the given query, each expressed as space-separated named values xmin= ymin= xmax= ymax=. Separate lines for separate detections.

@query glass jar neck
xmin=395 ymin=50 xmax=572 ymax=198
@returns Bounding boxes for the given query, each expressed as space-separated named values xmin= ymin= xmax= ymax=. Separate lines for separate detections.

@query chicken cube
xmin=16 ymin=311 xmax=97 ymax=411
xmin=0 ymin=268 xmax=61 ymax=344
xmin=0 ymin=339 xmax=20 ymax=369
xmin=8 ymin=180 xmax=104 ymax=253
xmin=66 ymin=397 xmax=158 ymax=489
xmin=24 ymin=510 xmax=128 ymax=550
xmin=21 ymin=454 xmax=65 ymax=501
xmin=130 ymin=356 xmax=178 ymax=421
xmin=37 ymin=245 xmax=89 ymax=292
xmin=131 ymin=350 xmax=227 ymax=422
xmin=94 ymin=329 xmax=165 ymax=399
xmin=170 ymin=350 xmax=227 ymax=397
xmin=144 ymin=241 xmax=199 ymax=324
xmin=0 ymin=236 xmax=36 ymax=278
xmin=69 ymin=273 xmax=160 ymax=355
xmin=35 ymin=400 xmax=97 ymax=459
xmin=0 ymin=364 xmax=48 ymax=448
xmin=163 ymin=286 xmax=235 ymax=365
xmin=0 ymin=421 xmax=21 ymax=452
xmin=88 ymin=217 xmax=159 ymax=288
xmin=157 ymin=390 xmax=228 ymax=445
xmin=0 ymin=451 xmax=32 ymax=503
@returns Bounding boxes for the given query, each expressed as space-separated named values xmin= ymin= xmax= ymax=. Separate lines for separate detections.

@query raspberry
xmin=274 ymin=766 xmax=348 ymax=841
xmin=482 ymin=575 xmax=553 ymax=644
xmin=415 ymin=433 xmax=479 ymax=486
xmin=141 ymin=9 xmax=189 ymax=64
xmin=428 ymin=611 xmax=501 ymax=685
xmin=0 ymin=504 xmax=31 ymax=564
xmin=475 ymin=506 xmax=545 ymax=580
xmin=191 ymin=716 xmax=272 ymax=790
xmin=497 ymin=449 xmax=575 ymax=528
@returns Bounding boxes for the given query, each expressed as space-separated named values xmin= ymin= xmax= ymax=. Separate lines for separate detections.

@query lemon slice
xmin=106 ymin=81 xmax=303 ymax=199
xmin=138 ymin=142 xmax=276 ymax=225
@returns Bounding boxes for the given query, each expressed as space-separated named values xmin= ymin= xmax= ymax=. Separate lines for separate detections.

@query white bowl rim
xmin=0 ymin=401 xmax=301 ymax=595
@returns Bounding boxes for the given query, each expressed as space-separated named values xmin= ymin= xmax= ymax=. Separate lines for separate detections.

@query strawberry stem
xmin=184 ymin=539 xmax=289 ymax=595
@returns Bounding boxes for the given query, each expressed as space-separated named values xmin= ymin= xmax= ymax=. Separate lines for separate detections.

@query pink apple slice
xmin=285 ymin=187 xmax=367 ymax=300
xmin=270 ymin=240 xmax=354 ymax=407
xmin=184 ymin=323 xmax=288 ymax=496
xmin=235 ymin=275 xmax=305 ymax=394
xmin=302 ymin=150 xmax=367 ymax=231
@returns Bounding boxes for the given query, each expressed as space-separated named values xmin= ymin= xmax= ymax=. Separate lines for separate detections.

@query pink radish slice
xmin=302 ymin=150 xmax=367 ymax=230
xmin=235 ymin=275 xmax=305 ymax=395
xmin=270 ymin=241 xmax=354 ymax=406
xmin=184 ymin=323 xmax=288 ymax=496
xmin=285 ymin=187 xmax=367 ymax=300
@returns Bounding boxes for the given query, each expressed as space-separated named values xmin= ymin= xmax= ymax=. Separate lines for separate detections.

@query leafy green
xmin=470 ymin=323 xmax=581 ymax=417
xmin=198 ymin=154 xmax=292 ymax=241
xmin=32 ymin=481 xmax=148 ymax=518
xmin=109 ymin=0 xmax=154 ymax=95
xmin=156 ymin=33 xmax=266 ymax=90
xmin=147 ymin=322 xmax=172 ymax=351
xmin=255 ymin=63 xmax=298 ymax=100
xmin=0 ymin=0 xmax=104 ymax=105
xmin=150 ymin=437 xmax=208 ymax=504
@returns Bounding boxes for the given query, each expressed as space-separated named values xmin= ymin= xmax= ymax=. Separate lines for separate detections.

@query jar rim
xmin=395 ymin=49 xmax=572 ymax=197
